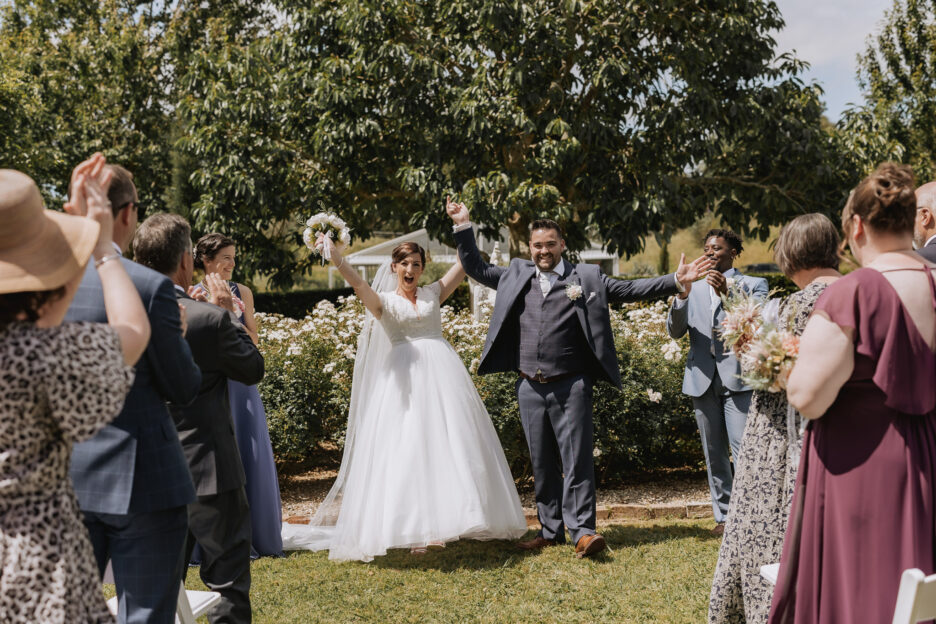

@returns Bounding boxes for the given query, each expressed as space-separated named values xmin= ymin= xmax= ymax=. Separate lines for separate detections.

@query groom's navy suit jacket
xmin=66 ymin=258 xmax=201 ymax=515
xmin=455 ymin=228 xmax=680 ymax=388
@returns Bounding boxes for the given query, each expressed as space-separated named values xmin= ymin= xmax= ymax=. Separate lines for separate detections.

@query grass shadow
xmin=602 ymin=522 xmax=718 ymax=548
xmin=369 ymin=531 xmax=546 ymax=572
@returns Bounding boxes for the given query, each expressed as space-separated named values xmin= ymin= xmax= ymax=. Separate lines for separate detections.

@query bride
xmin=282 ymin=201 xmax=527 ymax=561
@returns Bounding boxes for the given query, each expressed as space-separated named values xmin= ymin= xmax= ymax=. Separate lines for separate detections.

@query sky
xmin=772 ymin=0 xmax=894 ymax=121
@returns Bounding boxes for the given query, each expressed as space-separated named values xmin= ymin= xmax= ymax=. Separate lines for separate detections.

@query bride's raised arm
xmin=437 ymin=254 xmax=466 ymax=304
xmin=317 ymin=233 xmax=383 ymax=319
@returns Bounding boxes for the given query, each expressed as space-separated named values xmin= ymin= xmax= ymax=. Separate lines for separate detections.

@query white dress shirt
xmin=535 ymin=259 xmax=567 ymax=296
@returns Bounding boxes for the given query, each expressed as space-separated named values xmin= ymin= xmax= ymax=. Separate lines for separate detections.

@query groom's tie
xmin=539 ymin=270 xmax=555 ymax=296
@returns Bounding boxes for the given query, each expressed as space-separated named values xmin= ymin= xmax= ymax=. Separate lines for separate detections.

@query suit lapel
xmin=564 ymin=262 xmax=596 ymax=351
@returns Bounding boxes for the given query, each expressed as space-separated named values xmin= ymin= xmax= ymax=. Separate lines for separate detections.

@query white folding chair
xmin=760 ymin=562 xmax=780 ymax=586
xmin=892 ymin=568 xmax=936 ymax=624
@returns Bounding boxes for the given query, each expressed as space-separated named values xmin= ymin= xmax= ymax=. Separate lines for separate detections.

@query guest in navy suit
xmin=65 ymin=164 xmax=201 ymax=624
xmin=914 ymin=181 xmax=936 ymax=263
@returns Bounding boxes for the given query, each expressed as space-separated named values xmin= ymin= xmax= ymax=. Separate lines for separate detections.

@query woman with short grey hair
xmin=709 ymin=213 xmax=842 ymax=623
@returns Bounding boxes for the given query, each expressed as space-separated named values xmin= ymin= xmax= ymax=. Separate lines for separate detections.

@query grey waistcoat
xmin=517 ymin=274 xmax=592 ymax=378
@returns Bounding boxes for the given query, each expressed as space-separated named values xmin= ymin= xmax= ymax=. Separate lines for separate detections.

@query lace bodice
xmin=377 ymin=282 xmax=444 ymax=344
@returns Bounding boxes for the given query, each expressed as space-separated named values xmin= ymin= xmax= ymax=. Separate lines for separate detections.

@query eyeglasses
xmin=118 ymin=200 xmax=146 ymax=219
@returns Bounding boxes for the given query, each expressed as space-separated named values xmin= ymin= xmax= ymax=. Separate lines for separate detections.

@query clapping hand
xmin=445 ymin=195 xmax=469 ymax=225
xmin=674 ymin=253 xmax=714 ymax=297
xmin=187 ymin=286 xmax=208 ymax=302
xmin=706 ymin=269 xmax=728 ymax=296
xmin=64 ymin=153 xmax=115 ymax=258
xmin=203 ymin=273 xmax=236 ymax=313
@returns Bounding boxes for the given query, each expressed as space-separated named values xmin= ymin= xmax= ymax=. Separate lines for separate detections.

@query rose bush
xmin=258 ymin=295 xmax=702 ymax=480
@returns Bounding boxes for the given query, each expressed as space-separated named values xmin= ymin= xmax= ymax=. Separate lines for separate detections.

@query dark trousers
xmin=184 ymin=487 xmax=252 ymax=624
xmin=84 ymin=506 xmax=189 ymax=624
xmin=517 ymin=374 xmax=595 ymax=545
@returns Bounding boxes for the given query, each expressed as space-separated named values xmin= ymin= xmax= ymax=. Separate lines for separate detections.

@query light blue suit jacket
xmin=666 ymin=271 xmax=768 ymax=397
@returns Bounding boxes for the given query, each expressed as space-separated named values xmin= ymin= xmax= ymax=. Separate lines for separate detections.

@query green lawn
xmin=174 ymin=520 xmax=720 ymax=623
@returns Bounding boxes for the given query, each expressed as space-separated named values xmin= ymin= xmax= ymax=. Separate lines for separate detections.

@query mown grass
xmin=167 ymin=520 xmax=721 ymax=623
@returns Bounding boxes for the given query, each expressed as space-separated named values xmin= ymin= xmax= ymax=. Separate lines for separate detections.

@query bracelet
xmin=335 ymin=256 xmax=344 ymax=269
xmin=94 ymin=254 xmax=121 ymax=269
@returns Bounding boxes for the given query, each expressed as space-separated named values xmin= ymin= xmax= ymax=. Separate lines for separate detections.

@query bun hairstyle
xmin=194 ymin=232 xmax=236 ymax=270
xmin=843 ymin=162 xmax=917 ymax=242
xmin=391 ymin=242 xmax=426 ymax=266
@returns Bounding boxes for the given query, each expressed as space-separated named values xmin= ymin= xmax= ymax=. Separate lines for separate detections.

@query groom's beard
xmin=534 ymin=254 xmax=560 ymax=271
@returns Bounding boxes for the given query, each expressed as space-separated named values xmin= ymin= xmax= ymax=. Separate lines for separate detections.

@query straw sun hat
xmin=0 ymin=169 xmax=100 ymax=294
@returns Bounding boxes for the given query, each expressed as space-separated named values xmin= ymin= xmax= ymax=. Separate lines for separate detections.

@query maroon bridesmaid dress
xmin=769 ymin=267 xmax=936 ymax=624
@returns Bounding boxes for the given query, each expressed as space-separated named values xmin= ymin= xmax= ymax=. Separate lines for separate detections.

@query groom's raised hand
xmin=445 ymin=195 xmax=470 ymax=225
xmin=675 ymin=253 xmax=714 ymax=297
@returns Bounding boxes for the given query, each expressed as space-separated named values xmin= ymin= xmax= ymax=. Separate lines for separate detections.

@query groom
xmin=448 ymin=204 xmax=711 ymax=558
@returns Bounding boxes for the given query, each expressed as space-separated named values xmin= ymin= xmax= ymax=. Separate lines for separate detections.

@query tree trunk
xmin=658 ymin=239 xmax=670 ymax=275
xmin=507 ymin=212 xmax=531 ymax=259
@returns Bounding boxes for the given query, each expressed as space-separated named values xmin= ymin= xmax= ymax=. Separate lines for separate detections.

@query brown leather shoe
xmin=711 ymin=523 xmax=725 ymax=537
xmin=574 ymin=534 xmax=607 ymax=559
xmin=517 ymin=536 xmax=557 ymax=551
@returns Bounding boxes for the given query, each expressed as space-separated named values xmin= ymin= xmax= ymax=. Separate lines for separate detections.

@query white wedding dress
xmin=282 ymin=274 xmax=526 ymax=562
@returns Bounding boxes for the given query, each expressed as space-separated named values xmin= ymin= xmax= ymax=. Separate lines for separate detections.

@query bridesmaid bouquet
xmin=720 ymin=284 xmax=800 ymax=393
xmin=303 ymin=212 xmax=352 ymax=262
xmin=719 ymin=282 xmax=764 ymax=357
xmin=737 ymin=320 xmax=800 ymax=393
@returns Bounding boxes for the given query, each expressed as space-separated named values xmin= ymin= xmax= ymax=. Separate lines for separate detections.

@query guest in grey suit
xmin=448 ymin=202 xmax=711 ymax=557
xmin=65 ymin=165 xmax=202 ymax=624
xmin=134 ymin=213 xmax=264 ymax=624
xmin=914 ymin=181 xmax=936 ymax=263
xmin=666 ymin=229 xmax=768 ymax=533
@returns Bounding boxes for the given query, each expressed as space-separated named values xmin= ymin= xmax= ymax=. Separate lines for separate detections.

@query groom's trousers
xmin=517 ymin=373 xmax=595 ymax=545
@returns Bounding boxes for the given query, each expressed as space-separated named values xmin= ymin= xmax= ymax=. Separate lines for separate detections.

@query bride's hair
xmin=391 ymin=242 xmax=426 ymax=266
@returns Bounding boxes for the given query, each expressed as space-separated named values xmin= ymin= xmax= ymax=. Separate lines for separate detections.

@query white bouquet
xmin=303 ymin=212 xmax=351 ymax=262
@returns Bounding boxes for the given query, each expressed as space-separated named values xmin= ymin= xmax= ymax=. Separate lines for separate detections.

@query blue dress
xmin=194 ymin=281 xmax=284 ymax=559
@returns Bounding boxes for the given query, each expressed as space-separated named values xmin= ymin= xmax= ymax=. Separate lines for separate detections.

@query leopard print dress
xmin=0 ymin=321 xmax=134 ymax=623
xmin=708 ymin=281 xmax=828 ymax=624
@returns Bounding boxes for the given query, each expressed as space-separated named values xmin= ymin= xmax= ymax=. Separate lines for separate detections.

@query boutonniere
xmin=565 ymin=283 xmax=583 ymax=301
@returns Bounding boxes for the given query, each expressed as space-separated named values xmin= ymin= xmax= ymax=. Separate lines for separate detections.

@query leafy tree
xmin=857 ymin=0 xmax=936 ymax=181
xmin=0 ymin=0 xmax=176 ymax=210
xmin=175 ymin=0 xmax=856 ymax=285
xmin=2 ymin=0 xmax=864 ymax=287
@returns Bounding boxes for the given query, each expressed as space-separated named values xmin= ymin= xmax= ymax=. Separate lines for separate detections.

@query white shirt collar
xmin=927 ymin=234 xmax=936 ymax=248
xmin=535 ymin=258 xmax=566 ymax=278
xmin=173 ymin=284 xmax=185 ymax=294
xmin=112 ymin=241 xmax=123 ymax=255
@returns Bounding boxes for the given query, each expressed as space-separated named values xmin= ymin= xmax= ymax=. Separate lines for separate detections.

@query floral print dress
xmin=708 ymin=281 xmax=828 ymax=623
xmin=0 ymin=322 xmax=134 ymax=623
